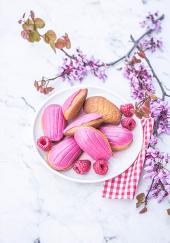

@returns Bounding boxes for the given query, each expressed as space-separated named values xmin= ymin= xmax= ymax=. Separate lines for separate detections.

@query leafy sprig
xmin=19 ymin=10 xmax=71 ymax=53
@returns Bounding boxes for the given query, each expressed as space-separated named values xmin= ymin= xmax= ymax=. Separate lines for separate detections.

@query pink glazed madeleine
xmin=74 ymin=127 xmax=112 ymax=160
xmin=62 ymin=88 xmax=88 ymax=121
xmin=100 ymin=125 xmax=133 ymax=151
xmin=64 ymin=113 xmax=103 ymax=136
xmin=42 ymin=104 xmax=66 ymax=142
xmin=48 ymin=137 xmax=82 ymax=171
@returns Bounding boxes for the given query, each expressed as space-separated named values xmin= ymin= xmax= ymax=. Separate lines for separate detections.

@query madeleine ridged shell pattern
xmin=100 ymin=125 xmax=133 ymax=150
xmin=64 ymin=113 xmax=103 ymax=136
xmin=47 ymin=137 xmax=82 ymax=170
xmin=42 ymin=104 xmax=66 ymax=141
xmin=74 ymin=127 xmax=112 ymax=160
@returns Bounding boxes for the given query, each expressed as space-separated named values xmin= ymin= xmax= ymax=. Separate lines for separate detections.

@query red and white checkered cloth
xmin=102 ymin=117 xmax=154 ymax=200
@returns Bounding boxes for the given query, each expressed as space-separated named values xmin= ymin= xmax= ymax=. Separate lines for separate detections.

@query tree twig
xmin=34 ymin=13 xmax=166 ymax=95
xmin=104 ymin=14 xmax=165 ymax=67
xmin=58 ymin=15 xmax=165 ymax=68
xmin=130 ymin=34 xmax=170 ymax=100
xmin=60 ymin=48 xmax=75 ymax=59
xmin=42 ymin=73 xmax=63 ymax=83
xmin=144 ymin=177 xmax=155 ymax=206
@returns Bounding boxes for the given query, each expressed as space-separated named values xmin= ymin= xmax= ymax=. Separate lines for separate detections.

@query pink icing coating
xmin=64 ymin=113 xmax=102 ymax=133
xmin=48 ymin=137 xmax=82 ymax=170
xmin=74 ymin=127 xmax=112 ymax=160
xmin=42 ymin=104 xmax=66 ymax=141
xmin=62 ymin=90 xmax=80 ymax=113
xmin=100 ymin=125 xmax=133 ymax=147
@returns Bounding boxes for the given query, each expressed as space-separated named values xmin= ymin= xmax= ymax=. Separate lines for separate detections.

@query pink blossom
xmin=123 ymin=63 xmax=154 ymax=100
xmin=58 ymin=49 xmax=107 ymax=84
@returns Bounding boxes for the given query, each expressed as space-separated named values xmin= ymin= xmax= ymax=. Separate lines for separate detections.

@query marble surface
xmin=1 ymin=0 xmax=170 ymax=242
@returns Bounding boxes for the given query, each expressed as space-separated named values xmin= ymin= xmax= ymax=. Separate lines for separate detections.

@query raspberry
xmin=120 ymin=103 xmax=134 ymax=117
xmin=93 ymin=160 xmax=108 ymax=175
xmin=37 ymin=136 xmax=52 ymax=151
xmin=121 ymin=117 xmax=136 ymax=131
xmin=73 ymin=160 xmax=91 ymax=174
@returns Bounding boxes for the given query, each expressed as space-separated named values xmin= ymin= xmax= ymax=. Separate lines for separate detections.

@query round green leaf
xmin=22 ymin=18 xmax=34 ymax=31
xmin=28 ymin=31 xmax=40 ymax=42
xmin=44 ymin=30 xmax=56 ymax=43
xmin=34 ymin=18 xmax=45 ymax=28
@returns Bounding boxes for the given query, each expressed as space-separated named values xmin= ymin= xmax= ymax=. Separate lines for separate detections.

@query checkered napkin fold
xmin=102 ymin=117 xmax=154 ymax=200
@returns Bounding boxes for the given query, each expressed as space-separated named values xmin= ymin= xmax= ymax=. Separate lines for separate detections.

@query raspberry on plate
xmin=93 ymin=160 xmax=108 ymax=175
xmin=37 ymin=136 xmax=52 ymax=151
xmin=120 ymin=103 xmax=134 ymax=117
xmin=73 ymin=160 xmax=91 ymax=174
xmin=121 ymin=117 xmax=136 ymax=131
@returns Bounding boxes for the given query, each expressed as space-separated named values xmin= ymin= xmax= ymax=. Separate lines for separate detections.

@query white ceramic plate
xmin=33 ymin=85 xmax=143 ymax=183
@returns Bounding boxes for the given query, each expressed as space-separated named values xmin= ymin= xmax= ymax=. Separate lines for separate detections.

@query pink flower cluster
xmin=58 ymin=49 xmax=107 ymax=84
xmin=151 ymin=99 xmax=170 ymax=135
xmin=140 ymin=12 xmax=162 ymax=33
xmin=139 ymin=12 xmax=163 ymax=52
xmin=123 ymin=63 xmax=154 ymax=100
xmin=144 ymin=146 xmax=170 ymax=202
xmin=139 ymin=37 xmax=163 ymax=53
xmin=124 ymin=12 xmax=170 ymax=206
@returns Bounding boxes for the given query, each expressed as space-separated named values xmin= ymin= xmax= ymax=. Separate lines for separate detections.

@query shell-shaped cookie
xmin=74 ymin=127 xmax=112 ymax=160
xmin=42 ymin=104 xmax=66 ymax=142
xmin=62 ymin=88 xmax=88 ymax=121
xmin=84 ymin=96 xmax=121 ymax=124
xmin=47 ymin=137 xmax=82 ymax=171
xmin=100 ymin=125 xmax=133 ymax=151
xmin=64 ymin=113 xmax=103 ymax=136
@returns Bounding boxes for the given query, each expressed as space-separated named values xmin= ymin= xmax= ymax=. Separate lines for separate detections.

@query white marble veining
xmin=0 ymin=0 xmax=170 ymax=242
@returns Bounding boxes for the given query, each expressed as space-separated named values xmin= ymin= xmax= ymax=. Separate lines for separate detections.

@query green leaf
xmin=136 ymin=201 xmax=143 ymax=208
xmin=25 ymin=18 xmax=34 ymax=25
xmin=139 ymin=207 xmax=147 ymax=214
xmin=136 ymin=193 xmax=145 ymax=203
xmin=49 ymin=41 xmax=56 ymax=53
xmin=22 ymin=19 xmax=34 ymax=31
xmin=167 ymin=209 xmax=170 ymax=216
xmin=28 ymin=31 xmax=40 ymax=42
xmin=143 ymin=99 xmax=150 ymax=109
xmin=134 ymin=110 xmax=143 ymax=119
xmin=55 ymin=38 xmax=65 ymax=49
xmin=34 ymin=18 xmax=45 ymax=28
xmin=43 ymin=30 xmax=56 ymax=44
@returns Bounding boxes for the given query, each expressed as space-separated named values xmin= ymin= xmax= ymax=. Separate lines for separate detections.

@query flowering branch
xmin=18 ymin=11 xmax=71 ymax=54
xmin=34 ymin=74 xmax=63 ymax=94
xmin=130 ymin=35 xmax=170 ymax=100
xmin=120 ymin=13 xmax=170 ymax=214
xmin=105 ymin=14 xmax=164 ymax=67
xmin=38 ymin=13 xmax=165 ymax=93
xmin=19 ymin=11 xmax=165 ymax=94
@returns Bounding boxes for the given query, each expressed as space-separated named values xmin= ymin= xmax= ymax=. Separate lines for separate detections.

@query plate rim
xmin=32 ymin=85 xmax=143 ymax=184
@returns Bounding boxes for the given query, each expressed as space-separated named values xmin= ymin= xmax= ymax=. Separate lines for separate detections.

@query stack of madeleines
xmin=37 ymin=88 xmax=136 ymax=175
